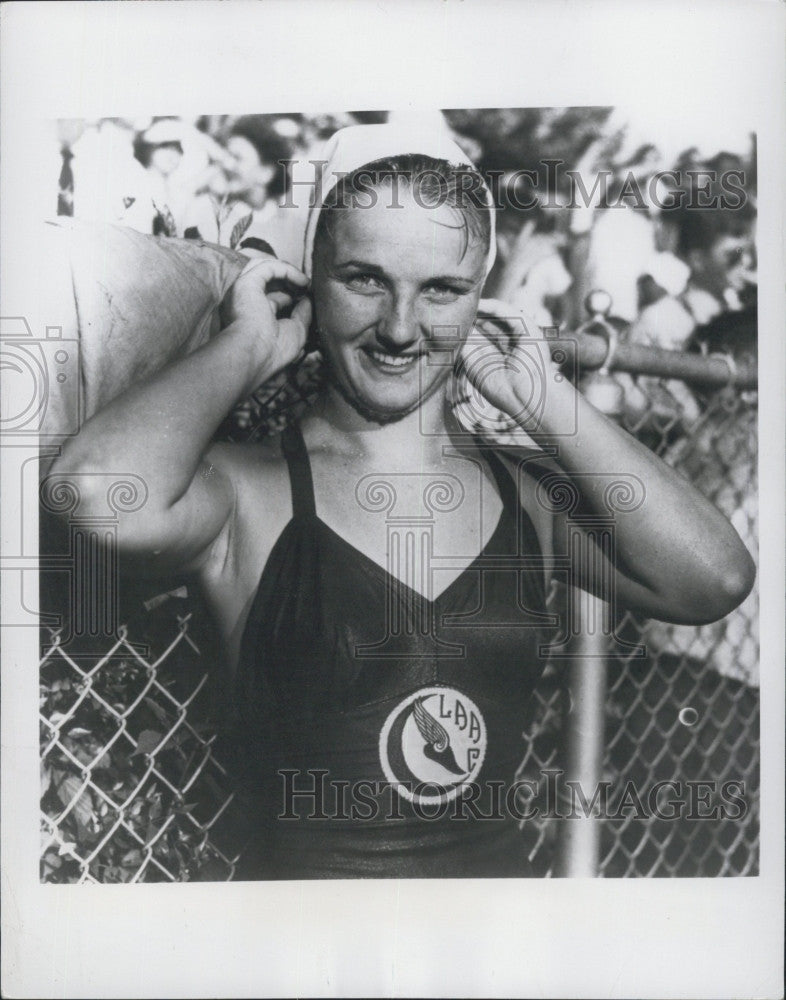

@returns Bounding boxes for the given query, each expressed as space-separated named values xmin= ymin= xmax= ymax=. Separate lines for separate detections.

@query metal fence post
xmin=554 ymin=587 xmax=610 ymax=876
xmin=555 ymin=291 xmax=622 ymax=877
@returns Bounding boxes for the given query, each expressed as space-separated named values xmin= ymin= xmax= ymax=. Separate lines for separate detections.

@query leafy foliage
xmin=229 ymin=212 xmax=253 ymax=250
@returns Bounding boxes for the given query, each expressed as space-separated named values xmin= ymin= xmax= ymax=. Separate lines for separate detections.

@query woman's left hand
xmin=460 ymin=298 xmax=563 ymax=431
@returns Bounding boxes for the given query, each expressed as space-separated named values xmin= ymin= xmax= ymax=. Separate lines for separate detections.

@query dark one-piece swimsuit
xmin=231 ymin=421 xmax=555 ymax=879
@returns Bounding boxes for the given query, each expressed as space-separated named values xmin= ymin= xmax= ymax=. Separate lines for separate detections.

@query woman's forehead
xmin=319 ymin=190 xmax=487 ymax=275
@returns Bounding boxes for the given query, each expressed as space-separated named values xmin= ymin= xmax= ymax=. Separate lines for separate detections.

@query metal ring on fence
xmin=709 ymin=351 xmax=738 ymax=387
xmin=582 ymin=290 xmax=619 ymax=375
xmin=577 ymin=318 xmax=619 ymax=375
xmin=597 ymin=322 xmax=619 ymax=375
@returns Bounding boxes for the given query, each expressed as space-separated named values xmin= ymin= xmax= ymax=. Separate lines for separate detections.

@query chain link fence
xmin=38 ymin=360 xmax=325 ymax=884
xmin=39 ymin=345 xmax=758 ymax=881
xmin=39 ymin=616 xmax=241 ymax=883
xmin=514 ymin=347 xmax=759 ymax=877
xmin=603 ymin=370 xmax=758 ymax=877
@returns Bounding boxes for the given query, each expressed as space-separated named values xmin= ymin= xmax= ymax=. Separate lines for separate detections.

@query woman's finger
xmin=282 ymin=295 xmax=313 ymax=343
xmin=478 ymin=297 xmax=537 ymax=331
xmin=460 ymin=327 xmax=506 ymax=381
xmin=474 ymin=317 xmax=511 ymax=354
xmin=267 ymin=290 xmax=294 ymax=315
xmin=240 ymin=256 xmax=309 ymax=289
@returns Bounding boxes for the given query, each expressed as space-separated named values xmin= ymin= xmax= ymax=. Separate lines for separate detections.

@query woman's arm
xmin=463 ymin=301 xmax=755 ymax=624
xmin=47 ymin=255 xmax=311 ymax=573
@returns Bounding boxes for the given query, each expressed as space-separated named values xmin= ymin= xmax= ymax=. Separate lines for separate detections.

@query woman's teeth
xmin=368 ymin=350 xmax=418 ymax=368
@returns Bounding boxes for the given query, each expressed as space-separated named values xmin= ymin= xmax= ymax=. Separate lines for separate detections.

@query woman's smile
xmin=362 ymin=345 xmax=424 ymax=373
xmin=311 ymin=187 xmax=487 ymax=421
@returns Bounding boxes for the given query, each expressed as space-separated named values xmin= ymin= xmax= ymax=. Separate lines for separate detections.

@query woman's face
xmin=149 ymin=142 xmax=183 ymax=177
xmin=311 ymin=186 xmax=487 ymax=422
xmin=691 ymin=233 xmax=755 ymax=299
xmin=227 ymin=135 xmax=274 ymax=208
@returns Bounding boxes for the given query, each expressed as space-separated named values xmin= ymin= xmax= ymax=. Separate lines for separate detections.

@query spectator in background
xmin=493 ymin=213 xmax=572 ymax=327
xmin=626 ymin=196 xmax=759 ymax=688
xmin=136 ymin=117 xmax=238 ymax=238
xmin=182 ymin=117 xmax=308 ymax=264
xmin=67 ymin=116 xmax=237 ymax=238
xmin=225 ymin=116 xmax=292 ymax=208
xmin=567 ymin=139 xmax=663 ymax=326
xmin=134 ymin=120 xmax=186 ymax=235
xmin=62 ymin=114 xmax=355 ymax=262
xmin=69 ymin=118 xmax=157 ymax=233
xmin=632 ymin=198 xmax=756 ymax=347
xmin=621 ymin=197 xmax=756 ymax=434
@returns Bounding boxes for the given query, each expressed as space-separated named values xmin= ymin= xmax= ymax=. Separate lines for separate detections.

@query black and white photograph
xmin=2 ymin=2 xmax=784 ymax=997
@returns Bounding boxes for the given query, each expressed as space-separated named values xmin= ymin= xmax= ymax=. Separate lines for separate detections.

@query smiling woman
xmin=311 ymin=155 xmax=490 ymax=422
xmin=47 ymin=123 xmax=755 ymax=879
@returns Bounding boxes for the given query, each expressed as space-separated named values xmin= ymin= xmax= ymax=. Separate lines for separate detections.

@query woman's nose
xmin=376 ymin=299 xmax=420 ymax=351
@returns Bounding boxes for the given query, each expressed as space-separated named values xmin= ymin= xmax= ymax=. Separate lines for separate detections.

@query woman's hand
xmin=460 ymin=298 xmax=565 ymax=432
xmin=220 ymin=253 xmax=313 ymax=387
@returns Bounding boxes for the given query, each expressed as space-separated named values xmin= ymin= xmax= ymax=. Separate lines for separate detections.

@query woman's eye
xmin=345 ymin=273 xmax=383 ymax=291
xmin=424 ymin=284 xmax=462 ymax=302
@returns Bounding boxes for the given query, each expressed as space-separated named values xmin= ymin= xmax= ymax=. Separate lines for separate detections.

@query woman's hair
xmin=133 ymin=138 xmax=183 ymax=169
xmin=313 ymin=153 xmax=493 ymax=264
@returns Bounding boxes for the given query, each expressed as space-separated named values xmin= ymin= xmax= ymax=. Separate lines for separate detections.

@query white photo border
xmin=1 ymin=2 xmax=784 ymax=997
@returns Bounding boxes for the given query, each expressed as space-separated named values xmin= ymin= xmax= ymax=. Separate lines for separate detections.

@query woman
xmin=50 ymin=125 xmax=755 ymax=879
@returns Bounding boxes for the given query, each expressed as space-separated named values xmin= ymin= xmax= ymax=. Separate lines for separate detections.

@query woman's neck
xmin=311 ymin=382 xmax=456 ymax=465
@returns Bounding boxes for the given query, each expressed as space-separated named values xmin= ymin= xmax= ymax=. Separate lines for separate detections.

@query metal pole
xmin=554 ymin=586 xmax=609 ymax=877
xmin=554 ymin=299 xmax=621 ymax=877
xmin=550 ymin=330 xmax=757 ymax=389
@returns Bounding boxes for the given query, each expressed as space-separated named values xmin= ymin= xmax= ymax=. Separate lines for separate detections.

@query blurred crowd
xmin=52 ymin=112 xmax=377 ymax=265
xmin=51 ymin=108 xmax=757 ymax=367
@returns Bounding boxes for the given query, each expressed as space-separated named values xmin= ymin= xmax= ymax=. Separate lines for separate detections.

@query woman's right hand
xmin=220 ymin=255 xmax=313 ymax=387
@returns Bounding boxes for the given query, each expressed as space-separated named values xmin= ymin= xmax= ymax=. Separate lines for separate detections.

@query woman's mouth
xmin=363 ymin=347 xmax=422 ymax=373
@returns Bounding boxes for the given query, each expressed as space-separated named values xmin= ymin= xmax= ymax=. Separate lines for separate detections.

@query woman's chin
xmin=345 ymin=390 xmax=420 ymax=425
xmin=326 ymin=375 xmax=421 ymax=425
xmin=323 ymin=366 xmax=418 ymax=420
